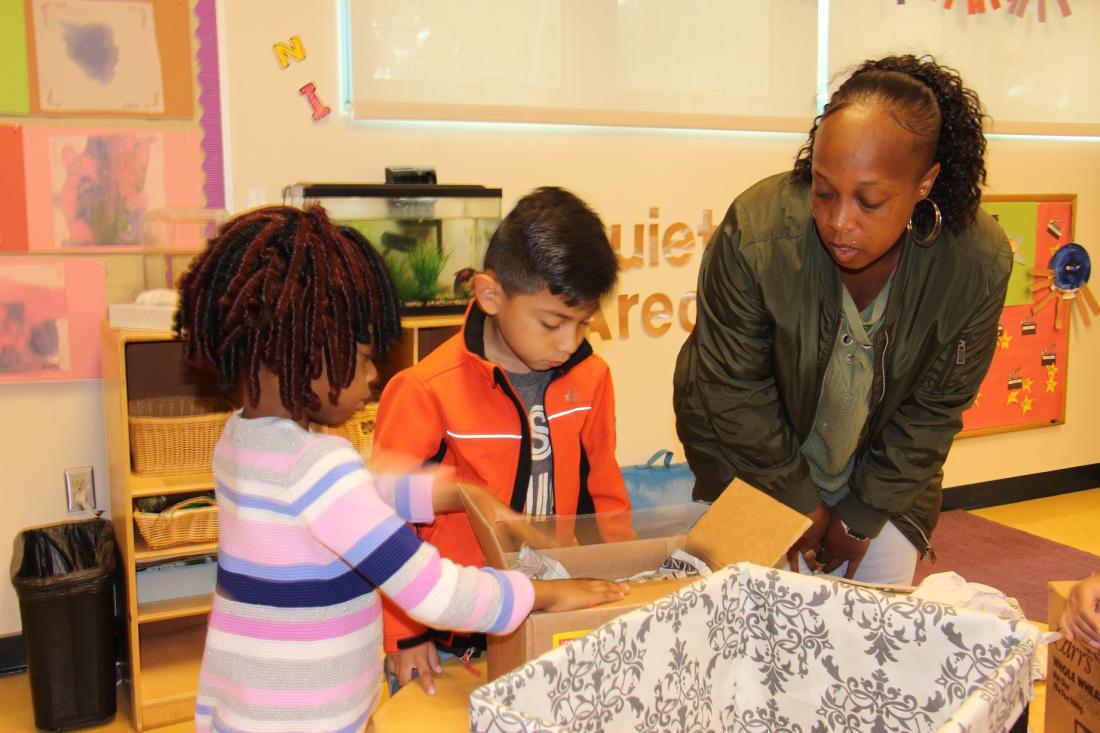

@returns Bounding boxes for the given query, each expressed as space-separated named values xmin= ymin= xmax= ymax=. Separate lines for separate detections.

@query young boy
xmin=373 ymin=186 xmax=630 ymax=694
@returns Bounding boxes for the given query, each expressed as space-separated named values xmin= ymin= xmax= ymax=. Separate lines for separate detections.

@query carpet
xmin=912 ymin=510 xmax=1100 ymax=622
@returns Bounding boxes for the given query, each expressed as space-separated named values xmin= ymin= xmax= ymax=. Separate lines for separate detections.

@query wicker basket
xmin=313 ymin=402 xmax=378 ymax=459
xmin=128 ymin=396 xmax=233 ymax=476
xmin=343 ymin=402 xmax=379 ymax=457
xmin=134 ymin=496 xmax=218 ymax=550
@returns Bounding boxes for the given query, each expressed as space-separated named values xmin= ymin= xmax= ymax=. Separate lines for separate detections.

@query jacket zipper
xmin=877 ymin=329 xmax=889 ymax=406
xmin=494 ymin=369 xmax=533 ymax=512
xmin=900 ymin=514 xmax=936 ymax=562
xmin=937 ymin=338 xmax=967 ymax=391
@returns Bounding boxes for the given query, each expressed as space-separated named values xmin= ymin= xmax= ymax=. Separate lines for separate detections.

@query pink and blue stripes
xmin=195 ymin=413 xmax=533 ymax=733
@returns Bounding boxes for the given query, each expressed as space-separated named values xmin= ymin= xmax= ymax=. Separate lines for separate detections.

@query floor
xmin=1 ymin=486 xmax=1097 ymax=732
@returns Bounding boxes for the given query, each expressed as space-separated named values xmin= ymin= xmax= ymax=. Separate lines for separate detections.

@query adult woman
xmin=673 ymin=55 xmax=1012 ymax=585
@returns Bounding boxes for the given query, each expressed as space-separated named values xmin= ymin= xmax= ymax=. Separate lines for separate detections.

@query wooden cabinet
xmin=101 ymin=313 xmax=462 ymax=728
xmin=102 ymin=327 xmax=220 ymax=730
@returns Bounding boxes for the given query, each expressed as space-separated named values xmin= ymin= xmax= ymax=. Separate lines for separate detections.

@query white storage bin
xmin=470 ymin=562 xmax=1041 ymax=733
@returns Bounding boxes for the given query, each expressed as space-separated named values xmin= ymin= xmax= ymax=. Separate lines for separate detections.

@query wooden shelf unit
xmin=102 ymin=327 xmax=221 ymax=730
xmin=101 ymin=313 xmax=463 ymax=728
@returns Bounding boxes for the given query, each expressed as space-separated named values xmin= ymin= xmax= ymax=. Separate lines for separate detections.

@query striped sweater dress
xmin=195 ymin=413 xmax=534 ymax=733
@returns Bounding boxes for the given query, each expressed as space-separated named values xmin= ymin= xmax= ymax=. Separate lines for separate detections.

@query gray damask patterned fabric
xmin=469 ymin=563 xmax=1042 ymax=732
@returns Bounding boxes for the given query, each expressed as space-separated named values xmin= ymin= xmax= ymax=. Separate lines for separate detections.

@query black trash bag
xmin=11 ymin=519 xmax=118 ymax=731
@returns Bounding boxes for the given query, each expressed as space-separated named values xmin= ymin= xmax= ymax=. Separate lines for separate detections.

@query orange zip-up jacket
xmin=373 ymin=302 xmax=630 ymax=653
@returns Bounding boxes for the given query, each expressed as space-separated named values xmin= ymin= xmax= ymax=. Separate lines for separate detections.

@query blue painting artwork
xmin=32 ymin=0 xmax=163 ymax=113
xmin=62 ymin=22 xmax=120 ymax=84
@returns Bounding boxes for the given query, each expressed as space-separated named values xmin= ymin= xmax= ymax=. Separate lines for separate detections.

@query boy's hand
xmin=1061 ymin=572 xmax=1100 ymax=650
xmin=385 ymin=642 xmax=443 ymax=695
xmin=532 ymin=578 xmax=630 ymax=613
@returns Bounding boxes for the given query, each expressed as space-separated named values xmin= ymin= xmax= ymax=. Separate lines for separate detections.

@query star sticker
xmin=1045 ymin=378 xmax=1058 ymax=393
xmin=974 ymin=392 xmax=981 ymax=408
xmin=1007 ymin=391 xmax=1019 ymax=405
xmin=1021 ymin=396 xmax=1034 ymax=414
xmin=1046 ymin=364 xmax=1059 ymax=376
xmin=998 ymin=332 xmax=1013 ymax=350
xmin=1022 ymin=377 xmax=1034 ymax=393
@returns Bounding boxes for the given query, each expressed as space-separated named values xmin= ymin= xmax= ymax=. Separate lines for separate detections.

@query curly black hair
xmin=792 ymin=55 xmax=987 ymax=235
xmin=175 ymin=204 xmax=402 ymax=421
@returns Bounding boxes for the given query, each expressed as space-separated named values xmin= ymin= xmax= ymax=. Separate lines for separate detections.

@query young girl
xmin=176 ymin=205 xmax=627 ymax=733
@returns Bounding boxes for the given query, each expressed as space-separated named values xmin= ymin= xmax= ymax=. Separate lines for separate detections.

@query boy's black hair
xmin=175 ymin=204 xmax=401 ymax=420
xmin=792 ymin=54 xmax=987 ymax=236
xmin=484 ymin=187 xmax=618 ymax=307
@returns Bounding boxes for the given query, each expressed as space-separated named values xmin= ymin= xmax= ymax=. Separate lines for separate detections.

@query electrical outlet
xmin=65 ymin=466 xmax=96 ymax=512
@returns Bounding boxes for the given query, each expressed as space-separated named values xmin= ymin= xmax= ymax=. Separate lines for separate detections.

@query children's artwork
xmin=48 ymin=131 xmax=166 ymax=248
xmin=959 ymin=196 xmax=1075 ymax=436
xmin=0 ymin=263 xmax=69 ymax=375
xmin=31 ymin=0 xmax=164 ymax=114
xmin=0 ymin=258 xmax=105 ymax=382
xmin=0 ymin=124 xmax=201 ymax=252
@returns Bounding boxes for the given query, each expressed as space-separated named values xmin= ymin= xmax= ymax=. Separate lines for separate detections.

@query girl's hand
xmin=459 ymin=483 xmax=559 ymax=550
xmin=532 ymin=578 xmax=630 ymax=612
xmin=1061 ymin=573 xmax=1100 ymax=649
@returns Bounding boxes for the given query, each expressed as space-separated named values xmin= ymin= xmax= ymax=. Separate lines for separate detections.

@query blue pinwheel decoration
xmin=1030 ymin=242 xmax=1098 ymax=329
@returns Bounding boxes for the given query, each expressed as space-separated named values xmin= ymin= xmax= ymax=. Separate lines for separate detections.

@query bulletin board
xmin=0 ymin=0 xmax=224 ymax=381
xmin=958 ymin=195 xmax=1076 ymax=437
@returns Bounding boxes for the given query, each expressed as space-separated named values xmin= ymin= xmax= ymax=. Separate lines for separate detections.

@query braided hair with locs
xmin=791 ymin=54 xmax=988 ymax=236
xmin=175 ymin=204 xmax=401 ymax=421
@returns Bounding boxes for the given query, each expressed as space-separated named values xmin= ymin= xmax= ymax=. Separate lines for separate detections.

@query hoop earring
xmin=907 ymin=198 xmax=942 ymax=247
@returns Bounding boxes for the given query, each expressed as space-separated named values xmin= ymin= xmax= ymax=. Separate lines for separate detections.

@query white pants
xmin=792 ymin=519 xmax=919 ymax=586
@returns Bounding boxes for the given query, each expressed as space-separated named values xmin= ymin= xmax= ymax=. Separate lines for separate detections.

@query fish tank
xmin=283 ymin=183 xmax=502 ymax=313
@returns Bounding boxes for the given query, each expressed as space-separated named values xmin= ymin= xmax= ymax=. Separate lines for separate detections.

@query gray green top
xmin=802 ymin=273 xmax=893 ymax=505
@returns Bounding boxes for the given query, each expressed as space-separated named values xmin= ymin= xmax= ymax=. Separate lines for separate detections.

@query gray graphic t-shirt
xmin=507 ymin=369 xmax=555 ymax=517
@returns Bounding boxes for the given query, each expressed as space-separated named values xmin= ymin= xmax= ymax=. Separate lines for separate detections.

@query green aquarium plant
xmin=385 ymin=239 xmax=450 ymax=302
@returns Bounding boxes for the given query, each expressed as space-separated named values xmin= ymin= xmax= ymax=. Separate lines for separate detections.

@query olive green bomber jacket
xmin=673 ymin=172 xmax=1012 ymax=553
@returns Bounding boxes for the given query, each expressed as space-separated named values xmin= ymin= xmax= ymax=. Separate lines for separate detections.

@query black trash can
xmin=10 ymin=518 xmax=118 ymax=731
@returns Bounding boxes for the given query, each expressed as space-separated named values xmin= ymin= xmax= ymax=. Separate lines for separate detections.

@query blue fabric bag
xmin=621 ymin=450 xmax=696 ymax=509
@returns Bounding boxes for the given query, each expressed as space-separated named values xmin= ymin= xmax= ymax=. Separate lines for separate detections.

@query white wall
xmin=1 ymin=0 xmax=1097 ymax=637
xmin=0 ymin=382 xmax=109 ymax=636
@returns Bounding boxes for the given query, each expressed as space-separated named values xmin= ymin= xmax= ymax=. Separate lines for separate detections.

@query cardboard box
xmin=1046 ymin=579 xmax=1100 ymax=733
xmin=470 ymin=562 xmax=1043 ymax=732
xmin=463 ymin=480 xmax=811 ymax=679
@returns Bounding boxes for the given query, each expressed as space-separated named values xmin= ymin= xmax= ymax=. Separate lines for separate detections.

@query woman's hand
xmin=1060 ymin=573 xmax=1100 ymax=649
xmin=818 ymin=516 xmax=870 ymax=579
xmin=532 ymin=578 xmax=630 ymax=612
xmin=787 ymin=503 xmax=831 ymax=572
